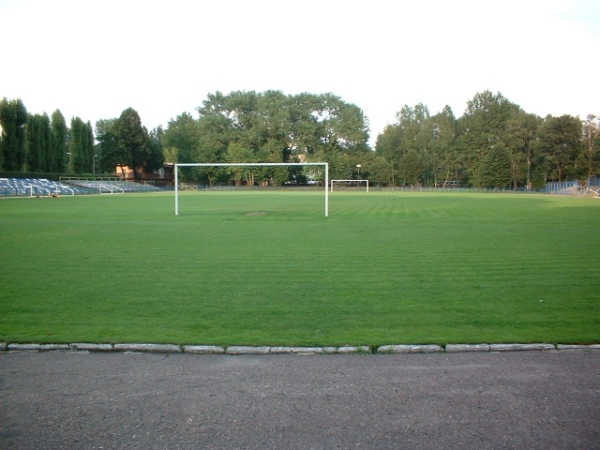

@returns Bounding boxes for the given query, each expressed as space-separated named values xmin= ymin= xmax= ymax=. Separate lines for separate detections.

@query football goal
xmin=174 ymin=162 xmax=329 ymax=216
xmin=330 ymin=179 xmax=369 ymax=192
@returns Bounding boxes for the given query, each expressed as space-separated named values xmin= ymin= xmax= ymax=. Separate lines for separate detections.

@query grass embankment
xmin=1 ymin=191 xmax=598 ymax=345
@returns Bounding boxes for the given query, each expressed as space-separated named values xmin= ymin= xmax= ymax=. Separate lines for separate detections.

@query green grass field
xmin=1 ymin=190 xmax=598 ymax=346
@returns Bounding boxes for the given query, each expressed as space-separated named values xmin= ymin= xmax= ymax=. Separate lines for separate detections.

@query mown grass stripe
xmin=0 ymin=191 xmax=598 ymax=345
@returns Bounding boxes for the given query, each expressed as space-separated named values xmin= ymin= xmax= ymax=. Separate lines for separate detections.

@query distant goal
xmin=330 ymin=179 xmax=369 ymax=192
xmin=174 ymin=162 xmax=329 ymax=217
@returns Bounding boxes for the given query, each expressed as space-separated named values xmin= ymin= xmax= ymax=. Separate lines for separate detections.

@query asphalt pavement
xmin=1 ymin=350 xmax=598 ymax=449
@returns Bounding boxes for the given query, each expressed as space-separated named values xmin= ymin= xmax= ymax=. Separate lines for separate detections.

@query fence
xmin=543 ymin=177 xmax=600 ymax=196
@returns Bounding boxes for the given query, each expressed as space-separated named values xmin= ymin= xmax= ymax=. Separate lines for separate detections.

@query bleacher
xmin=67 ymin=180 xmax=162 ymax=193
xmin=0 ymin=178 xmax=163 ymax=197
xmin=0 ymin=178 xmax=90 ymax=196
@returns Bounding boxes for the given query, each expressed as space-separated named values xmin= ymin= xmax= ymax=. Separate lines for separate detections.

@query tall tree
xmin=503 ymin=111 xmax=541 ymax=189
xmin=537 ymin=115 xmax=583 ymax=182
xmin=374 ymin=103 xmax=432 ymax=185
xmin=96 ymin=118 xmax=122 ymax=175
xmin=146 ymin=126 xmax=165 ymax=175
xmin=427 ymin=106 xmax=459 ymax=186
xmin=26 ymin=113 xmax=51 ymax=172
xmin=114 ymin=108 xmax=163 ymax=180
xmin=354 ymin=151 xmax=393 ymax=186
xmin=163 ymin=112 xmax=208 ymax=183
xmin=375 ymin=123 xmax=403 ymax=185
xmin=399 ymin=149 xmax=423 ymax=186
xmin=50 ymin=110 xmax=68 ymax=172
xmin=390 ymin=103 xmax=431 ymax=160
xmin=0 ymin=98 xmax=28 ymax=171
xmin=117 ymin=108 xmax=147 ymax=180
xmin=85 ymin=121 xmax=94 ymax=173
xmin=581 ymin=114 xmax=600 ymax=180
xmin=163 ymin=112 xmax=202 ymax=163
xmin=287 ymin=92 xmax=323 ymax=155
xmin=69 ymin=117 xmax=92 ymax=173
xmin=479 ymin=143 xmax=512 ymax=188
xmin=458 ymin=91 xmax=517 ymax=187
xmin=225 ymin=141 xmax=255 ymax=185
xmin=317 ymin=93 xmax=370 ymax=154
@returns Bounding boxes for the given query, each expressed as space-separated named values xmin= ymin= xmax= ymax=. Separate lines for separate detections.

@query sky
xmin=1 ymin=0 xmax=599 ymax=146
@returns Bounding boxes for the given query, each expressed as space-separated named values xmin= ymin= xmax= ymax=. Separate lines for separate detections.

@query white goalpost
xmin=330 ymin=179 xmax=369 ymax=192
xmin=174 ymin=162 xmax=329 ymax=217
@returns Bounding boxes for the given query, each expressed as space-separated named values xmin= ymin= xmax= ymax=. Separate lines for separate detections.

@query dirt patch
xmin=246 ymin=211 xmax=266 ymax=216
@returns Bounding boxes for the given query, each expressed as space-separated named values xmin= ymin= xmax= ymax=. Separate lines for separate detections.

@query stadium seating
xmin=0 ymin=178 xmax=88 ymax=196
xmin=67 ymin=180 xmax=162 ymax=193
xmin=0 ymin=178 xmax=163 ymax=196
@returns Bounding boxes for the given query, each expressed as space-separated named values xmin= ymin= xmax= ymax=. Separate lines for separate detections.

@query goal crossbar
xmin=174 ymin=162 xmax=329 ymax=216
xmin=330 ymin=179 xmax=369 ymax=192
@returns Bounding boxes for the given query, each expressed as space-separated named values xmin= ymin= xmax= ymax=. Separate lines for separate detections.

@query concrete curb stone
xmin=113 ymin=343 xmax=182 ymax=353
xmin=377 ymin=345 xmax=411 ymax=354
xmin=446 ymin=344 xmax=490 ymax=352
xmin=40 ymin=344 xmax=71 ymax=351
xmin=285 ymin=347 xmax=339 ymax=354
xmin=490 ymin=343 xmax=555 ymax=352
xmin=414 ymin=344 xmax=444 ymax=353
xmin=289 ymin=347 xmax=326 ymax=355
xmin=226 ymin=346 xmax=270 ymax=355
xmin=269 ymin=347 xmax=293 ymax=354
xmin=322 ymin=346 xmax=339 ymax=354
xmin=337 ymin=346 xmax=371 ymax=354
xmin=8 ymin=344 xmax=41 ymax=351
xmin=2 ymin=342 xmax=599 ymax=354
xmin=377 ymin=344 xmax=444 ymax=354
xmin=70 ymin=343 xmax=114 ymax=352
xmin=556 ymin=344 xmax=587 ymax=350
xmin=183 ymin=345 xmax=225 ymax=354
xmin=557 ymin=344 xmax=600 ymax=350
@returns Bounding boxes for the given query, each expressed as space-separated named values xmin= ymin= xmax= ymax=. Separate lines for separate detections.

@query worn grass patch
xmin=1 ymin=191 xmax=598 ymax=345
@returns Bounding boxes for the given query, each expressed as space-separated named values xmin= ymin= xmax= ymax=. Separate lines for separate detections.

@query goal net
xmin=330 ymin=179 xmax=369 ymax=192
xmin=174 ymin=162 xmax=329 ymax=216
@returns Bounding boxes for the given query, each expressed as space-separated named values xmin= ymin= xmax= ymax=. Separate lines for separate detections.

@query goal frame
xmin=330 ymin=179 xmax=369 ymax=192
xmin=174 ymin=162 xmax=329 ymax=217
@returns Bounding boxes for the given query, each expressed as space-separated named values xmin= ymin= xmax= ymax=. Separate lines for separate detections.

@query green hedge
xmin=0 ymin=171 xmax=94 ymax=181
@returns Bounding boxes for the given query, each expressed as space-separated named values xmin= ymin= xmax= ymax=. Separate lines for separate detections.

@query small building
xmin=114 ymin=163 xmax=174 ymax=186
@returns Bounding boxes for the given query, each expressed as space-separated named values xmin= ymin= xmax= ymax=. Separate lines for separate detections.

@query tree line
xmin=0 ymin=98 xmax=95 ymax=175
xmin=376 ymin=91 xmax=599 ymax=189
xmin=0 ymin=99 xmax=163 ymax=179
xmin=1 ymin=91 xmax=598 ymax=188
xmin=162 ymin=91 xmax=372 ymax=186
